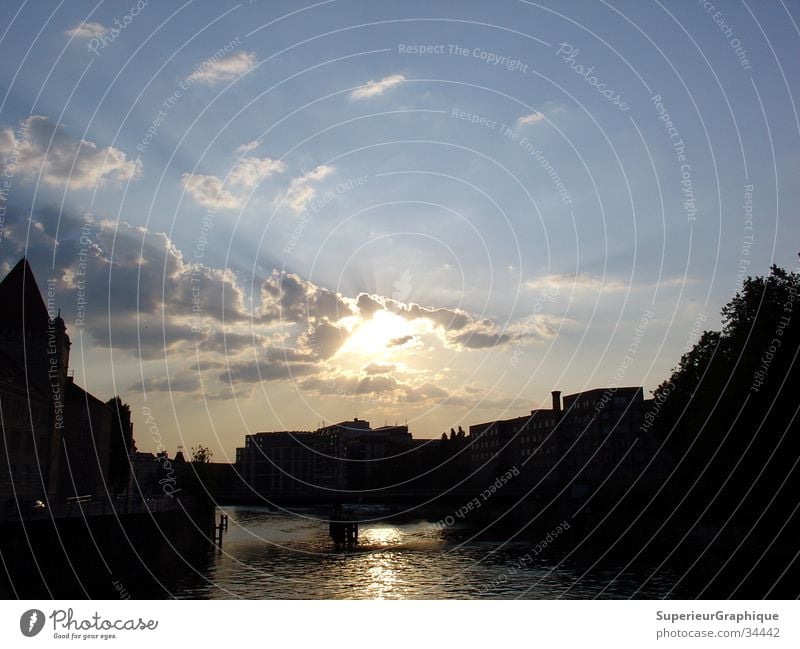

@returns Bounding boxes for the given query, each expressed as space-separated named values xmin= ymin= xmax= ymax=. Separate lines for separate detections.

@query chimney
xmin=551 ymin=390 xmax=562 ymax=413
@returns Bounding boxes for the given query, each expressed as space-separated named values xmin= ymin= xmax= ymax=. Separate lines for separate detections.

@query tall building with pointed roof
xmin=0 ymin=258 xmax=67 ymax=499
xmin=0 ymin=258 xmax=134 ymax=504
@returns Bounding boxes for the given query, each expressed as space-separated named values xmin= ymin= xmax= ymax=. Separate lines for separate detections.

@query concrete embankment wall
xmin=0 ymin=499 xmax=215 ymax=598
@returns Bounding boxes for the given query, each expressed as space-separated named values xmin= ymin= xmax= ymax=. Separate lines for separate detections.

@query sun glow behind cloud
xmin=336 ymin=310 xmax=425 ymax=360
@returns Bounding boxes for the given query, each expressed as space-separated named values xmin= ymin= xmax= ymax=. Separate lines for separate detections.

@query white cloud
xmin=181 ymin=155 xmax=285 ymax=209
xmin=65 ymin=22 xmax=107 ymax=39
xmin=181 ymin=173 xmax=242 ymax=210
xmin=187 ymin=51 xmax=257 ymax=85
xmin=350 ymin=74 xmax=405 ymax=100
xmin=229 ymin=156 xmax=285 ymax=189
xmin=285 ymin=164 xmax=334 ymax=212
xmin=516 ymin=112 xmax=545 ymax=127
xmin=0 ymin=115 xmax=140 ymax=189
xmin=234 ymin=140 xmax=261 ymax=156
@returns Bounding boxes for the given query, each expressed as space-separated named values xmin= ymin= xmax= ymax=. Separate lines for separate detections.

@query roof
xmin=66 ymin=378 xmax=112 ymax=413
xmin=0 ymin=257 xmax=51 ymax=333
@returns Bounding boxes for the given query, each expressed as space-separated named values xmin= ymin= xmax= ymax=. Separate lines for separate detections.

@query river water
xmin=168 ymin=506 xmax=681 ymax=599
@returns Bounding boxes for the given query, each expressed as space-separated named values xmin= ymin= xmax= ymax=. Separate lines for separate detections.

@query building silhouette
xmin=237 ymin=419 xmax=418 ymax=497
xmin=468 ymin=387 xmax=667 ymax=511
xmin=237 ymin=431 xmax=319 ymax=497
xmin=0 ymin=258 xmax=135 ymax=504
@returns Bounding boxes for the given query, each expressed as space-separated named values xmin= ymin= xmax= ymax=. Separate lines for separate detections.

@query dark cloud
xmin=301 ymin=374 xmax=400 ymax=396
xmin=447 ymin=330 xmax=512 ymax=349
xmin=388 ymin=335 xmax=414 ymax=347
xmin=220 ymin=358 xmax=318 ymax=384
xmin=260 ymin=270 xmax=352 ymax=324
xmin=298 ymin=321 xmax=348 ymax=359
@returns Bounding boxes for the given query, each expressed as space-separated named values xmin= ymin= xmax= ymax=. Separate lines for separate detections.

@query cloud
xmin=258 ymin=270 xmax=536 ymax=353
xmin=350 ymin=74 xmax=405 ymax=100
xmin=448 ymin=330 xmax=512 ymax=349
xmin=65 ymin=22 xmax=107 ymax=39
xmin=525 ymin=273 xmax=626 ymax=294
xmin=181 ymin=154 xmax=285 ymax=209
xmin=1 ymin=199 xmax=551 ymax=404
xmin=355 ymin=292 xmax=473 ymax=333
xmin=299 ymin=321 xmax=348 ymax=359
xmin=181 ymin=173 xmax=242 ymax=210
xmin=404 ymin=382 xmax=449 ymax=403
xmin=228 ymin=156 xmax=285 ymax=189
xmin=234 ymin=140 xmax=261 ymax=156
xmin=1 ymin=205 xmax=252 ymax=360
xmin=187 ymin=51 xmax=257 ymax=85
xmin=301 ymin=373 xmax=454 ymax=406
xmin=301 ymin=373 xmax=401 ymax=397
xmin=516 ymin=112 xmax=545 ymax=127
xmin=260 ymin=271 xmax=353 ymax=324
xmin=0 ymin=115 xmax=141 ymax=189
xmin=363 ymin=362 xmax=397 ymax=375
xmin=130 ymin=372 xmax=201 ymax=393
xmin=285 ymin=164 xmax=334 ymax=212
xmin=219 ymin=347 xmax=319 ymax=384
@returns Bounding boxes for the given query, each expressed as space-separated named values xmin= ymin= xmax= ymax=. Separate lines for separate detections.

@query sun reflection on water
xmin=364 ymin=553 xmax=399 ymax=599
xmin=361 ymin=525 xmax=403 ymax=547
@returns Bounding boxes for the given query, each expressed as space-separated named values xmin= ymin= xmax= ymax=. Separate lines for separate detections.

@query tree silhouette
xmin=653 ymin=263 xmax=800 ymax=535
xmin=190 ymin=445 xmax=214 ymax=464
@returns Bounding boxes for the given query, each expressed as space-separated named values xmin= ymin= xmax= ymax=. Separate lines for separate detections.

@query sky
xmin=0 ymin=0 xmax=798 ymax=461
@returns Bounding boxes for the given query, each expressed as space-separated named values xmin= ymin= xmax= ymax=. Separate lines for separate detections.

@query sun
xmin=336 ymin=310 xmax=419 ymax=359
